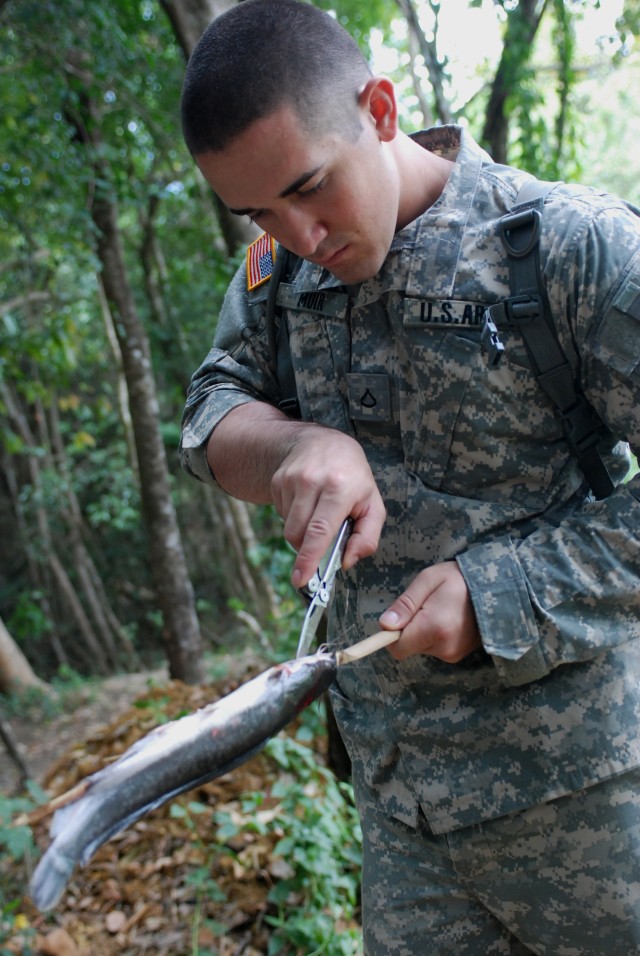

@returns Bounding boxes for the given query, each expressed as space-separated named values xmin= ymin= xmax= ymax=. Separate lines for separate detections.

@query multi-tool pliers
xmin=295 ymin=517 xmax=353 ymax=658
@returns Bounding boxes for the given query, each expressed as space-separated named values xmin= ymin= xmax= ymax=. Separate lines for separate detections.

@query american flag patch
xmin=246 ymin=233 xmax=276 ymax=291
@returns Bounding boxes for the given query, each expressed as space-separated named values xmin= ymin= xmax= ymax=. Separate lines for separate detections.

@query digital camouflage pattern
xmin=181 ymin=125 xmax=640 ymax=939
xmin=360 ymin=768 xmax=640 ymax=954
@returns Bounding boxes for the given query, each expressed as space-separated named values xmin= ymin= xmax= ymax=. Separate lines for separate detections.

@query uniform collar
xmin=402 ymin=126 xmax=489 ymax=299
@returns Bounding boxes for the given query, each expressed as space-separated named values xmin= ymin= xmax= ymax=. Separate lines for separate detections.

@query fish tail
xmin=30 ymin=844 xmax=76 ymax=912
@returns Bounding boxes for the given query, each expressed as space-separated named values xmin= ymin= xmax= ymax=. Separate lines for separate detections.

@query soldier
xmin=179 ymin=1 xmax=640 ymax=952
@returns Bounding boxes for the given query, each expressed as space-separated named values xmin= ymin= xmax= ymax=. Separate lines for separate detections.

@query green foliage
xmin=0 ymin=664 xmax=93 ymax=722
xmin=0 ymin=782 xmax=46 ymax=954
xmin=220 ymin=502 xmax=313 ymax=661
xmin=314 ymin=0 xmax=396 ymax=58
xmin=262 ymin=739 xmax=362 ymax=955
xmin=500 ymin=0 xmax=582 ymax=180
xmin=614 ymin=0 xmax=640 ymax=60
xmin=169 ymin=800 xmax=229 ymax=955
xmin=213 ymin=709 xmax=362 ymax=956
xmin=464 ymin=0 xmax=639 ymax=183
xmin=259 ymin=603 xmax=304 ymax=661
xmin=0 ymin=799 xmax=33 ymax=863
xmin=134 ymin=692 xmax=175 ymax=724
xmin=7 ymin=590 xmax=52 ymax=647
xmin=0 ymin=0 xmax=236 ymax=672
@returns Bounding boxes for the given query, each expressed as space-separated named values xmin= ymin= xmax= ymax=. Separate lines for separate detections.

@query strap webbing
xmin=488 ymin=180 xmax=614 ymax=499
xmin=265 ymin=246 xmax=301 ymax=419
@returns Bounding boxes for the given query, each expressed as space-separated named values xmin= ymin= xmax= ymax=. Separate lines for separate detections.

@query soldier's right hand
xmin=208 ymin=402 xmax=385 ymax=587
xmin=271 ymin=423 xmax=386 ymax=588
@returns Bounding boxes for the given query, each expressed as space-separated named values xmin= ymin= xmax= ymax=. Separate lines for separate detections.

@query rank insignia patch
xmin=246 ymin=233 xmax=276 ymax=291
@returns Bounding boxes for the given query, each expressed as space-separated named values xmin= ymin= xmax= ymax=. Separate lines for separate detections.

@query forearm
xmin=207 ymin=402 xmax=305 ymax=504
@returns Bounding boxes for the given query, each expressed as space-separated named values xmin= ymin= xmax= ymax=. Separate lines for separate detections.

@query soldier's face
xmin=196 ymin=96 xmax=401 ymax=284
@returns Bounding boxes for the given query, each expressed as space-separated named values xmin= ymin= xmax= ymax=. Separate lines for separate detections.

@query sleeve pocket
xmin=593 ymin=277 xmax=640 ymax=377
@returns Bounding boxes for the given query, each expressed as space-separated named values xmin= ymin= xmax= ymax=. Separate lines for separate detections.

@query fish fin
xmin=30 ymin=844 xmax=76 ymax=912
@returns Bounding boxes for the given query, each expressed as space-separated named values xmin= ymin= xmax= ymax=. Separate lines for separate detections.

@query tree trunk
xmin=0 ymin=382 xmax=101 ymax=671
xmin=48 ymin=397 xmax=140 ymax=670
xmin=159 ymin=0 xmax=236 ymax=62
xmin=92 ymin=191 xmax=205 ymax=684
xmin=139 ymin=193 xmax=191 ymax=376
xmin=202 ymin=487 xmax=279 ymax=628
xmin=61 ymin=59 xmax=205 ymax=684
xmin=96 ymin=277 xmax=138 ymax=476
xmin=0 ymin=615 xmax=46 ymax=694
xmin=47 ymin=549 xmax=111 ymax=675
xmin=9 ymin=382 xmax=114 ymax=676
xmin=396 ymin=0 xmax=453 ymax=126
xmin=0 ymin=618 xmax=45 ymax=786
xmin=405 ymin=9 xmax=434 ymax=128
xmin=0 ymin=717 xmax=31 ymax=787
xmin=481 ymin=0 xmax=551 ymax=163
xmin=0 ymin=446 xmax=68 ymax=670
xmin=159 ymin=0 xmax=258 ymax=258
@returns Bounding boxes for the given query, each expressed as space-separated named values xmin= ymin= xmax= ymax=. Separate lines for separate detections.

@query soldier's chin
xmin=325 ymin=247 xmax=385 ymax=284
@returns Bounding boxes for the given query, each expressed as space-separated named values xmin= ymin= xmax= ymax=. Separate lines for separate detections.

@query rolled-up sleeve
xmin=179 ymin=261 xmax=281 ymax=484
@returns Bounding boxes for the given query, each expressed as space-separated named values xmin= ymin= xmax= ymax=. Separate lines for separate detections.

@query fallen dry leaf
xmin=4 ymin=671 xmax=361 ymax=955
xmin=104 ymin=910 xmax=127 ymax=934
xmin=35 ymin=926 xmax=80 ymax=956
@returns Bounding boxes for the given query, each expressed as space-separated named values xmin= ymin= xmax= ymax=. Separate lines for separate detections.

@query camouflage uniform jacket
xmin=181 ymin=126 xmax=640 ymax=834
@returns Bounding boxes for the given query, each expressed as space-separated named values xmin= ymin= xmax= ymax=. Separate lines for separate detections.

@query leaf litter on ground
xmin=2 ymin=665 xmax=362 ymax=955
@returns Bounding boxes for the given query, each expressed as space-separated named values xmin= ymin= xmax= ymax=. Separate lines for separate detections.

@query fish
xmin=29 ymin=649 xmax=338 ymax=912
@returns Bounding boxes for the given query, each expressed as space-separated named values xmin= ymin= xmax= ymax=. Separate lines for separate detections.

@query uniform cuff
xmin=457 ymin=538 xmax=550 ymax=686
xmin=179 ymin=387 xmax=260 ymax=485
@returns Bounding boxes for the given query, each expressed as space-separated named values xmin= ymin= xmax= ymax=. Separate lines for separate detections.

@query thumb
xmin=378 ymin=570 xmax=438 ymax=630
xmin=379 ymin=596 xmax=416 ymax=631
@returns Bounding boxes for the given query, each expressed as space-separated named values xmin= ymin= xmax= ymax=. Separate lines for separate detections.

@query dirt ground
xmin=1 ymin=668 xmax=170 ymax=795
xmin=1 ymin=657 xmax=362 ymax=955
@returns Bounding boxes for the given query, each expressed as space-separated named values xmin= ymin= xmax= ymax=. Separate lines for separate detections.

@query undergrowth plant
xmin=169 ymin=800 xmax=229 ymax=956
xmin=214 ymin=706 xmax=363 ymax=956
xmin=0 ymin=666 xmax=94 ymax=724
xmin=0 ymin=783 xmax=45 ymax=955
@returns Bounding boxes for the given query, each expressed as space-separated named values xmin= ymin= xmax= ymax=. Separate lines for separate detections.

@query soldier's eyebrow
xmin=228 ymin=166 xmax=324 ymax=216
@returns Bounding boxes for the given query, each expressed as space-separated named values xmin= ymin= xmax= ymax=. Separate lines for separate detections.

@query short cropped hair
xmin=181 ymin=0 xmax=372 ymax=155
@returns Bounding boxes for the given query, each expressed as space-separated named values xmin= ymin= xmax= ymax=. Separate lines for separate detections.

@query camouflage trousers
xmin=358 ymin=768 xmax=640 ymax=955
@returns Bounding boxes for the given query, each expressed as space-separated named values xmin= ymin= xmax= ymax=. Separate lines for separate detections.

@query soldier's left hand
xmin=378 ymin=561 xmax=481 ymax=663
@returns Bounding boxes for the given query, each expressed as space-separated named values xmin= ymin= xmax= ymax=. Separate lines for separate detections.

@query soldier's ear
xmin=358 ymin=76 xmax=398 ymax=142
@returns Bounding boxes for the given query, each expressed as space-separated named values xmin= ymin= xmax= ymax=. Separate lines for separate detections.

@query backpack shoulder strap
xmin=265 ymin=245 xmax=302 ymax=419
xmin=482 ymin=180 xmax=614 ymax=499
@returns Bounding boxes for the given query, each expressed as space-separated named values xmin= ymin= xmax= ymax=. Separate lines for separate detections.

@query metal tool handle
xmin=295 ymin=518 xmax=355 ymax=658
xmin=299 ymin=517 xmax=353 ymax=604
xmin=322 ymin=517 xmax=353 ymax=583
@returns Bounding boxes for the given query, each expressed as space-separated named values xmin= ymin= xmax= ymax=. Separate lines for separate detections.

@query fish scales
xmin=30 ymin=651 xmax=337 ymax=912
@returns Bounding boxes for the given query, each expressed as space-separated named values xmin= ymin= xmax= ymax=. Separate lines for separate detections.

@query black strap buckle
xmin=504 ymin=293 xmax=543 ymax=323
xmin=500 ymin=208 xmax=542 ymax=258
xmin=278 ymin=396 xmax=302 ymax=419
xmin=559 ymin=400 xmax=602 ymax=452
xmin=481 ymin=312 xmax=505 ymax=368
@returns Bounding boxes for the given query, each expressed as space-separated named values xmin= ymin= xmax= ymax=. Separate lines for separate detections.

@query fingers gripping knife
xmin=296 ymin=518 xmax=353 ymax=659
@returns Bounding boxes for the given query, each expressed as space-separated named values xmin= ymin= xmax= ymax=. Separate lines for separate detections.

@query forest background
xmin=2 ymin=0 xmax=640 ymax=693
xmin=1 ymin=1 xmax=640 ymax=953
